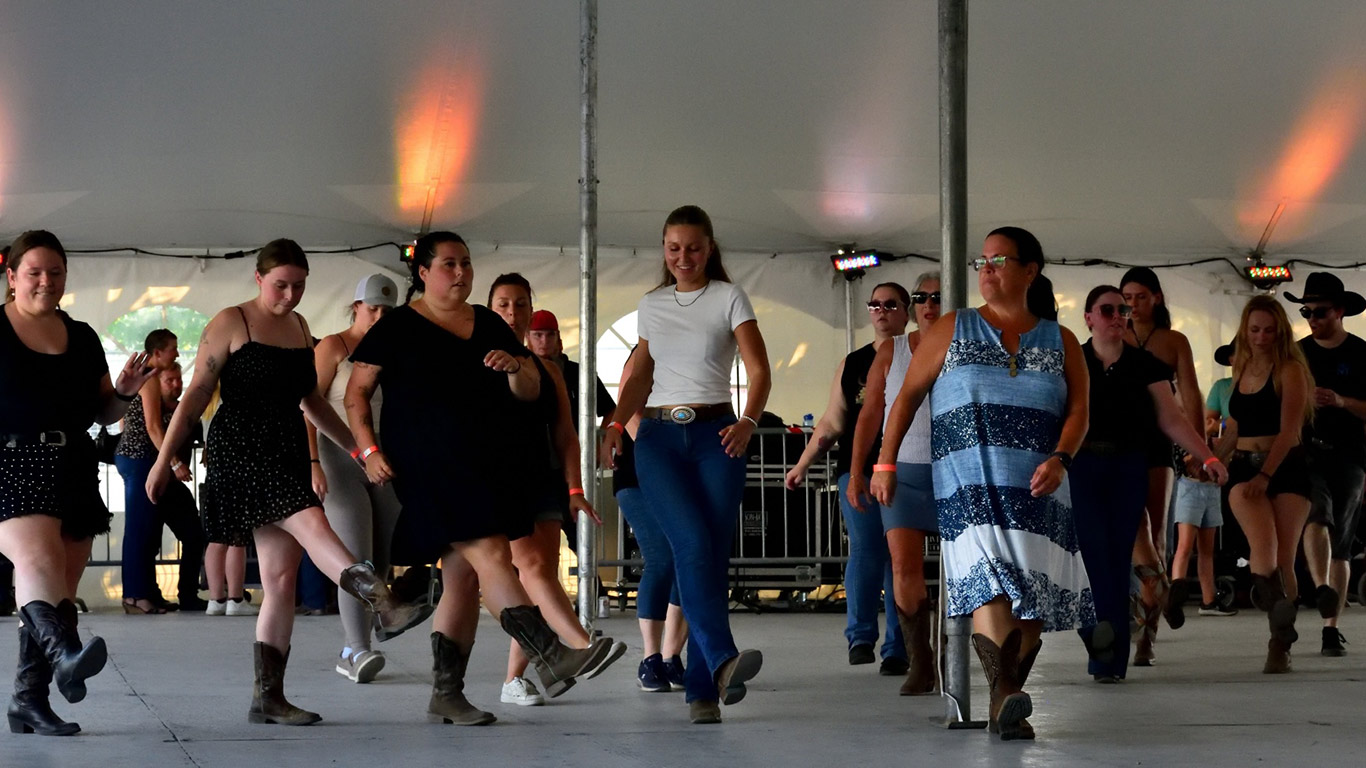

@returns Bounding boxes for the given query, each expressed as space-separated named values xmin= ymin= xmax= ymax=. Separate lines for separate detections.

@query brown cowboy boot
xmin=339 ymin=562 xmax=434 ymax=642
xmin=896 ymin=601 xmax=936 ymax=696
xmin=498 ymin=605 xmax=615 ymax=698
xmin=1253 ymin=570 xmax=1298 ymax=673
xmin=427 ymin=632 xmax=496 ymax=725
xmin=972 ymin=629 xmax=1031 ymax=741
xmin=1013 ymin=638 xmax=1042 ymax=740
xmin=247 ymin=643 xmax=321 ymax=725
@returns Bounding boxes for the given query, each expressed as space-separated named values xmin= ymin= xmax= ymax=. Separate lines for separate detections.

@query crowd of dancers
xmin=1 ymin=212 xmax=1361 ymax=741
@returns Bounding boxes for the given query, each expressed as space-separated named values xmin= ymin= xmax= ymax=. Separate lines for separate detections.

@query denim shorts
xmin=1172 ymin=476 xmax=1221 ymax=528
xmin=884 ymin=462 xmax=937 ymax=533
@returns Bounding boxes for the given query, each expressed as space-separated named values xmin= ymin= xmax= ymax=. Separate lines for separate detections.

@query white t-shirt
xmin=638 ymin=280 xmax=757 ymax=407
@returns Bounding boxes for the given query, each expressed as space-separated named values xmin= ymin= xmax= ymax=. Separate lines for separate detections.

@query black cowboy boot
xmin=427 ymin=632 xmax=496 ymax=726
xmin=247 ymin=643 xmax=321 ymax=725
xmin=7 ymin=624 xmax=80 ymax=736
xmin=17 ymin=601 xmax=105 ymax=704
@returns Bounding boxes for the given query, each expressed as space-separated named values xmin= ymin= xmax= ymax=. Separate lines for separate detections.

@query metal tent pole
xmin=575 ymin=0 xmax=600 ymax=630
xmin=935 ymin=0 xmax=985 ymax=730
xmin=844 ymin=278 xmax=856 ymax=355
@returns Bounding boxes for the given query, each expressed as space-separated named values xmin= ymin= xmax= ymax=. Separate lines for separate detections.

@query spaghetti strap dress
xmin=200 ymin=309 xmax=320 ymax=546
xmin=930 ymin=308 xmax=1095 ymax=631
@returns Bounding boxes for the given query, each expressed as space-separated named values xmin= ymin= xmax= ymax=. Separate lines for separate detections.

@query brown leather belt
xmin=640 ymin=404 xmax=735 ymax=425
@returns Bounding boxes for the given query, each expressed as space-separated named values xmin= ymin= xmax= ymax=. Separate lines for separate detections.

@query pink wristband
xmin=569 ymin=488 xmax=585 ymax=497
xmin=873 ymin=464 xmax=897 ymax=473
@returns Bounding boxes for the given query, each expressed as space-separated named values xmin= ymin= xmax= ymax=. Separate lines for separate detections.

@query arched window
xmin=595 ymin=310 xmax=749 ymax=414
xmin=105 ymin=305 xmax=210 ymax=377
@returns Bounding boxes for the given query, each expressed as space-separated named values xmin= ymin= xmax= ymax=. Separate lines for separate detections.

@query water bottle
xmin=802 ymin=413 xmax=815 ymax=429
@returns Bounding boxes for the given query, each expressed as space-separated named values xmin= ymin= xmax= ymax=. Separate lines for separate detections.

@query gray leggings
xmin=320 ymin=437 xmax=400 ymax=651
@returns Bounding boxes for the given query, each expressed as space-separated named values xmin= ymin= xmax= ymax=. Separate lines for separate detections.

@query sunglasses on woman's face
xmin=1094 ymin=303 xmax=1132 ymax=319
xmin=911 ymin=291 xmax=941 ymax=305
xmin=1299 ymin=305 xmax=1335 ymax=320
xmin=867 ymin=299 xmax=902 ymax=313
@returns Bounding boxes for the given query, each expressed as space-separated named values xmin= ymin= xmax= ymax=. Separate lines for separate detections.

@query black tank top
xmin=837 ymin=343 xmax=881 ymax=477
xmin=1228 ymin=372 xmax=1281 ymax=438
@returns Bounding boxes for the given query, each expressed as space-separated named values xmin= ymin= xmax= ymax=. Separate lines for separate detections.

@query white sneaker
xmin=500 ymin=676 xmax=545 ymax=706
xmin=225 ymin=598 xmax=258 ymax=616
xmin=336 ymin=650 xmax=387 ymax=683
xmin=205 ymin=599 xmax=227 ymax=616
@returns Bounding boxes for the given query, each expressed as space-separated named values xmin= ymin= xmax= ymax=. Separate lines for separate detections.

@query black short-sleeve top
xmin=1082 ymin=340 xmax=1173 ymax=448
xmin=349 ymin=303 xmax=532 ymax=475
xmin=0 ymin=309 xmax=108 ymax=435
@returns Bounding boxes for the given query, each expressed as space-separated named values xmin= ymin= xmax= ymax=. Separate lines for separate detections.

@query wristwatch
xmin=1048 ymin=451 xmax=1073 ymax=471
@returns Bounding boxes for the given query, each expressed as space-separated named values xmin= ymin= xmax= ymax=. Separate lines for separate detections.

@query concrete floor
xmin=0 ymin=604 xmax=1361 ymax=768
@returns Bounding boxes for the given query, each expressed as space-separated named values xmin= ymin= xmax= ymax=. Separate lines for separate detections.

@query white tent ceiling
xmin=3 ymin=0 xmax=1366 ymax=267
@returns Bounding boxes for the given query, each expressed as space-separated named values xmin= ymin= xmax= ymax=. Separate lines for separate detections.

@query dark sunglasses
xmin=867 ymin=300 xmax=902 ymax=312
xmin=1299 ymin=306 xmax=1335 ymax=320
xmin=1094 ymin=303 xmax=1132 ymax=319
xmin=911 ymin=291 xmax=941 ymax=305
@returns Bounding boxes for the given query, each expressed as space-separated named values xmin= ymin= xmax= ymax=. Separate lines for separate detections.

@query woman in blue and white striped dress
xmin=871 ymin=227 xmax=1094 ymax=742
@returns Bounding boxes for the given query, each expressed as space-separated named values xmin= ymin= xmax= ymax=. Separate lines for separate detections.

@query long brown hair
xmin=656 ymin=205 xmax=732 ymax=289
xmin=1230 ymin=294 xmax=1314 ymax=426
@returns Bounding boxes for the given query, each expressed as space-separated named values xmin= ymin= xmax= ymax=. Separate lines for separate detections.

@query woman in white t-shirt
xmin=601 ymin=205 xmax=771 ymax=725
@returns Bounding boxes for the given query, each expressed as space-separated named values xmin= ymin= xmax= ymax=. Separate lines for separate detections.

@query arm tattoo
xmin=204 ymin=355 xmax=219 ymax=374
xmin=816 ymin=435 xmax=836 ymax=451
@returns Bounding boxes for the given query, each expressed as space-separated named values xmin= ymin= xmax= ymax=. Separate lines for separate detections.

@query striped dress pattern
xmin=929 ymin=309 xmax=1095 ymax=632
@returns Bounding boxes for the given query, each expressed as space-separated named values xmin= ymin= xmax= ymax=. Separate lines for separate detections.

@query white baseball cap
xmin=354 ymin=273 xmax=398 ymax=307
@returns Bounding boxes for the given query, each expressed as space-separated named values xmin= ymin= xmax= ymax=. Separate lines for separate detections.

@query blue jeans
xmin=634 ymin=416 xmax=748 ymax=702
xmin=115 ymin=455 xmax=160 ymax=601
xmin=616 ymin=487 xmax=680 ymax=621
xmin=1071 ymin=451 xmax=1147 ymax=678
xmin=837 ymin=473 xmax=905 ymax=660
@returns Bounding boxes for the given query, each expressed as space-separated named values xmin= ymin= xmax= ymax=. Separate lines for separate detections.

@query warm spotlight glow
xmin=395 ymin=54 xmax=486 ymax=223
xmin=1247 ymin=65 xmax=1366 ymax=239
xmin=788 ymin=342 xmax=809 ymax=368
xmin=106 ymin=287 xmax=123 ymax=303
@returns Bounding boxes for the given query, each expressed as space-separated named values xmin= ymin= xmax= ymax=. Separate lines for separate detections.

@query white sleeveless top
xmin=325 ymin=341 xmax=382 ymax=433
xmin=883 ymin=334 xmax=932 ymax=464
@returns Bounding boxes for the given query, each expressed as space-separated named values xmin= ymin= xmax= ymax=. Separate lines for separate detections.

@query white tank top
xmin=325 ymin=339 xmax=381 ymax=433
xmin=883 ymin=334 xmax=932 ymax=464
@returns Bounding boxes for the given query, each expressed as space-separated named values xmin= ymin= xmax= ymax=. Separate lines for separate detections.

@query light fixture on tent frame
xmin=1240 ymin=201 xmax=1293 ymax=291
xmin=831 ymin=245 xmax=896 ymax=281
xmin=399 ymin=239 xmax=417 ymax=264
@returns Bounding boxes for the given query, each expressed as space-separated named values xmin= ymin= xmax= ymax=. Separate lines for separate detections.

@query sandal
xmin=122 ymin=598 xmax=167 ymax=615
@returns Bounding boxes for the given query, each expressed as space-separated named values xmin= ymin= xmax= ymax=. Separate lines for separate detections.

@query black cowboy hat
xmin=1283 ymin=272 xmax=1366 ymax=317
xmin=1214 ymin=341 xmax=1235 ymax=367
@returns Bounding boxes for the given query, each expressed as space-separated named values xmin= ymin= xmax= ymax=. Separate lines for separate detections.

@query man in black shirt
xmin=1286 ymin=273 xmax=1366 ymax=657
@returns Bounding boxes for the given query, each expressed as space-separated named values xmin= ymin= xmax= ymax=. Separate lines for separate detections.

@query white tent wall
xmin=64 ymin=250 xmax=1366 ymax=424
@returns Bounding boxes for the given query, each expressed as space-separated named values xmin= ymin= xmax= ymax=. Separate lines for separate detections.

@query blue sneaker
xmin=637 ymin=654 xmax=669 ymax=692
xmin=664 ymin=655 xmax=686 ymax=691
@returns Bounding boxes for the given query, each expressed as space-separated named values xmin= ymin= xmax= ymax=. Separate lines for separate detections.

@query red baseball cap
xmin=529 ymin=310 xmax=559 ymax=332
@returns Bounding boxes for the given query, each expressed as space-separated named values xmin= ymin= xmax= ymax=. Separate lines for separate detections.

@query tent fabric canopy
xmin=3 ymin=1 xmax=1366 ymax=265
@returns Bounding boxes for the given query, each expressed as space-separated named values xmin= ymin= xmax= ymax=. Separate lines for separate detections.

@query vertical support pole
xmin=844 ymin=278 xmax=856 ymax=355
xmin=937 ymin=0 xmax=984 ymax=730
xmin=576 ymin=0 xmax=600 ymax=630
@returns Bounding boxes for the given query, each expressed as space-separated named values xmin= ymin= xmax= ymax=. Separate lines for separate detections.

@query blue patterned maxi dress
xmin=930 ymin=309 xmax=1095 ymax=631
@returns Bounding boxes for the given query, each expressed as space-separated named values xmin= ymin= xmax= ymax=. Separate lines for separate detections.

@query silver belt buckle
xmin=668 ymin=406 xmax=696 ymax=425
xmin=40 ymin=431 xmax=67 ymax=447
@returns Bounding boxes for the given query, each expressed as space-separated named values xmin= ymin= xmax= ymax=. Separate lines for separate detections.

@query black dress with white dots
xmin=200 ymin=312 xmax=320 ymax=546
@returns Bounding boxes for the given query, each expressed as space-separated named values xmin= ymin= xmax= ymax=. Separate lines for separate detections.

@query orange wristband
xmin=1202 ymin=456 xmax=1220 ymax=468
xmin=360 ymin=445 xmax=380 ymax=460
xmin=607 ymin=422 xmax=625 ymax=435
xmin=569 ymin=488 xmax=585 ymax=497
xmin=873 ymin=464 xmax=897 ymax=473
